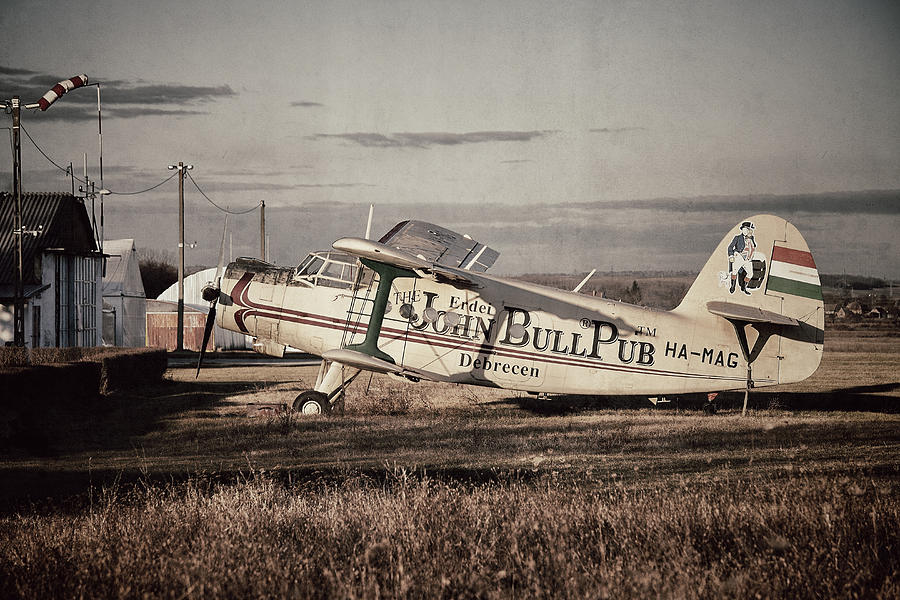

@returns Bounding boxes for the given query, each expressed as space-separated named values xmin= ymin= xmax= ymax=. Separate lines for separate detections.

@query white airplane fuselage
xmin=218 ymin=264 xmax=819 ymax=396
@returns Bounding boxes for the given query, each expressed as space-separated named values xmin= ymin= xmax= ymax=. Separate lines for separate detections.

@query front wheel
xmin=293 ymin=390 xmax=331 ymax=415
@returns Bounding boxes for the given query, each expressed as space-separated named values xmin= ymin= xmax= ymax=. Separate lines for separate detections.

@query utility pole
xmin=11 ymin=97 xmax=24 ymax=347
xmin=168 ymin=162 xmax=193 ymax=351
xmin=260 ymin=200 xmax=266 ymax=260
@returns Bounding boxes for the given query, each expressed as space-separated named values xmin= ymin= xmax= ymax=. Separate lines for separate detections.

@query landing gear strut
xmin=291 ymin=360 xmax=361 ymax=416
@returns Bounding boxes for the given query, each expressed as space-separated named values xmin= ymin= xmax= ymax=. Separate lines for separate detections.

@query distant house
xmin=0 ymin=192 xmax=102 ymax=347
xmin=102 ymin=239 xmax=147 ymax=346
xmin=845 ymin=301 xmax=864 ymax=315
xmin=866 ymin=306 xmax=888 ymax=319
xmin=836 ymin=301 xmax=866 ymax=319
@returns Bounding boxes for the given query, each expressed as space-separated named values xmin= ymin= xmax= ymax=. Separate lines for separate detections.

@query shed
xmin=102 ymin=239 xmax=147 ymax=347
xmin=145 ymin=299 xmax=209 ymax=351
xmin=0 ymin=192 xmax=102 ymax=347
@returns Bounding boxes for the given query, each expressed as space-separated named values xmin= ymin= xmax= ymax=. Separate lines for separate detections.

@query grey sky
xmin=1 ymin=0 xmax=898 ymax=277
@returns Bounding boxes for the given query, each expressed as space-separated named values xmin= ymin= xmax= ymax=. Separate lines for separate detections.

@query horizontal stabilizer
xmin=706 ymin=301 xmax=799 ymax=326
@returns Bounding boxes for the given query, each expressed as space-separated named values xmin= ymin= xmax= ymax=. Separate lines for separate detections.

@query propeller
xmin=196 ymin=216 xmax=229 ymax=377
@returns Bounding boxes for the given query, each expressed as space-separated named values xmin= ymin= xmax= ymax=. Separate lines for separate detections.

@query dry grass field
xmin=1 ymin=326 xmax=898 ymax=598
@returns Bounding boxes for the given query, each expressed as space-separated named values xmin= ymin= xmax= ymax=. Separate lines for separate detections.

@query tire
xmin=292 ymin=390 xmax=331 ymax=415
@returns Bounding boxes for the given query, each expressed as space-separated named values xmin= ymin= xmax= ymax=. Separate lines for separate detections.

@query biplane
xmin=198 ymin=215 xmax=824 ymax=414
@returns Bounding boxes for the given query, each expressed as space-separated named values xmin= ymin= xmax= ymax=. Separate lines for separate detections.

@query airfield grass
xmin=0 ymin=328 xmax=898 ymax=598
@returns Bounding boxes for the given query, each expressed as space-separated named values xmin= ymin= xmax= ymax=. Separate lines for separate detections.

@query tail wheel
xmin=293 ymin=390 xmax=331 ymax=415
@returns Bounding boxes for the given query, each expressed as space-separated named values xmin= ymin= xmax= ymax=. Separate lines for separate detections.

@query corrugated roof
xmin=0 ymin=192 xmax=98 ymax=285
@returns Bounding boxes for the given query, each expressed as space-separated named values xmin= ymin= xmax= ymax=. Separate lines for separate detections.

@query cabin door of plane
xmin=256 ymin=269 xmax=289 ymax=345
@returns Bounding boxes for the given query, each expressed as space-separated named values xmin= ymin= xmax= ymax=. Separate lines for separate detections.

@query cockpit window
xmin=297 ymin=256 xmax=325 ymax=277
xmin=293 ymin=251 xmax=366 ymax=289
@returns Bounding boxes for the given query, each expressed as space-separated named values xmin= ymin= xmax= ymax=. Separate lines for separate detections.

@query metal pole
xmin=177 ymin=162 xmax=185 ymax=352
xmin=96 ymin=84 xmax=104 ymax=262
xmin=260 ymin=200 xmax=266 ymax=260
xmin=11 ymin=97 xmax=24 ymax=347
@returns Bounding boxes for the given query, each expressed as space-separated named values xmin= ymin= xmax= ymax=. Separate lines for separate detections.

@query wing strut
xmin=345 ymin=258 xmax=418 ymax=363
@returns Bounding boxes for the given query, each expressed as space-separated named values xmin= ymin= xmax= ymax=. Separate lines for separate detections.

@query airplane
xmin=197 ymin=215 xmax=824 ymax=415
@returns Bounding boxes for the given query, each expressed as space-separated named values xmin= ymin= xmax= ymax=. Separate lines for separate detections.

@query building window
xmin=56 ymin=255 xmax=71 ymax=346
xmin=31 ymin=305 xmax=41 ymax=348
xmin=56 ymin=254 xmax=99 ymax=347
xmin=75 ymin=256 xmax=97 ymax=346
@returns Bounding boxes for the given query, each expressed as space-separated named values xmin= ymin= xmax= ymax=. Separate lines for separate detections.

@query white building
xmin=101 ymin=239 xmax=147 ymax=347
xmin=0 ymin=192 xmax=103 ymax=347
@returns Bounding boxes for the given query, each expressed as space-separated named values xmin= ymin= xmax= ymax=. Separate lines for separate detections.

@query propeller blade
xmin=196 ymin=216 xmax=229 ymax=378
xmin=195 ymin=301 xmax=217 ymax=377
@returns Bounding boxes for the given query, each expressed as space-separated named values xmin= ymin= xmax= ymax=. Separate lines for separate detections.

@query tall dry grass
xmin=1 ymin=469 xmax=896 ymax=599
xmin=2 ymin=332 xmax=897 ymax=598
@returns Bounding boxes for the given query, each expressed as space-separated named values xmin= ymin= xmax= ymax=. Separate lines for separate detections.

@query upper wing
xmin=378 ymin=221 xmax=499 ymax=272
xmin=332 ymin=236 xmax=484 ymax=287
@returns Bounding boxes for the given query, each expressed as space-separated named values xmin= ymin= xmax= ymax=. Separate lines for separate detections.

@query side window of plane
xmin=318 ymin=260 xmax=352 ymax=289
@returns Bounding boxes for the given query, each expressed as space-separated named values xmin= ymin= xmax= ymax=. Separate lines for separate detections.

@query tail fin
xmin=675 ymin=215 xmax=824 ymax=386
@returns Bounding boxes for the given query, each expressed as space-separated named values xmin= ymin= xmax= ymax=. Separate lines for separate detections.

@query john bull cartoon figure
xmin=727 ymin=221 xmax=767 ymax=295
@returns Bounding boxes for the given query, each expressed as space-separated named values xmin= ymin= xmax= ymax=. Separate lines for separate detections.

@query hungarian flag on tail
xmin=766 ymin=244 xmax=822 ymax=301
xmin=37 ymin=74 xmax=88 ymax=111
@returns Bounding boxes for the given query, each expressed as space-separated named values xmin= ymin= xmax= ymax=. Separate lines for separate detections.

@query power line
xmin=186 ymin=169 xmax=261 ymax=215
xmin=18 ymin=125 xmax=263 ymax=212
xmin=107 ymin=171 xmax=179 ymax=195
xmin=22 ymin=123 xmax=180 ymax=195
xmin=20 ymin=124 xmax=87 ymax=184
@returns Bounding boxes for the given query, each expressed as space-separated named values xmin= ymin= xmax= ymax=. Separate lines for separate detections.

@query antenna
xmin=573 ymin=269 xmax=597 ymax=293
xmin=365 ymin=204 xmax=374 ymax=240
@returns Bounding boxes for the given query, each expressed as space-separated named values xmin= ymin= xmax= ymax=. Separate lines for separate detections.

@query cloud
xmin=0 ymin=66 xmax=41 ymax=76
xmin=100 ymin=83 xmax=236 ymax=105
xmin=0 ymin=66 xmax=235 ymax=120
xmin=293 ymin=183 xmax=375 ymax=188
xmin=23 ymin=105 xmax=211 ymax=121
xmin=290 ymin=101 xmax=323 ymax=107
xmin=312 ymin=133 xmax=402 ymax=147
xmin=570 ymin=190 xmax=900 ymax=215
xmin=589 ymin=127 xmax=646 ymax=133
xmin=312 ymin=130 xmax=554 ymax=148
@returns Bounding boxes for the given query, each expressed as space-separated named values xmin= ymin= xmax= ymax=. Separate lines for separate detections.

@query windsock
xmin=37 ymin=74 xmax=88 ymax=111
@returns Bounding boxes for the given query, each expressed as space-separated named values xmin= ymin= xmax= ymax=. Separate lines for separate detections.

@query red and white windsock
xmin=37 ymin=74 xmax=89 ymax=111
